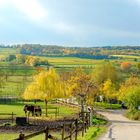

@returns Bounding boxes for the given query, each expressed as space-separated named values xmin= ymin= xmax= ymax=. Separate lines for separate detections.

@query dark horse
xmin=24 ymin=105 xmax=42 ymax=116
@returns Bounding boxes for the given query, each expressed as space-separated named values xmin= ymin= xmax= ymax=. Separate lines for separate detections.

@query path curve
xmin=97 ymin=109 xmax=140 ymax=140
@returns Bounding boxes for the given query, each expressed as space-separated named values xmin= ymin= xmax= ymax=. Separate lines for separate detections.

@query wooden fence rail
xmin=0 ymin=112 xmax=16 ymax=123
xmin=14 ymin=112 xmax=90 ymax=140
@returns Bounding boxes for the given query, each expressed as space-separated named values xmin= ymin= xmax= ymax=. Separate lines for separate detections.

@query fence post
xmin=86 ymin=113 xmax=89 ymax=129
xmin=89 ymin=111 xmax=91 ymax=127
xmin=82 ymin=118 xmax=84 ymax=137
xmin=19 ymin=132 xmax=25 ymax=140
xmin=55 ymin=108 xmax=57 ymax=119
xmin=62 ymin=124 xmax=65 ymax=140
xmin=45 ymin=127 xmax=49 ymax=140
xmin=27 ymin=112 xmax=30 ymax=124
xmin=12 ymin=112 xmax=14 ymax=123
xmin=75 ymin=119 xmax=78 ymax=140
xmin=70 ymin=123 xmax=72 ymax=140
xmin=85 ymin=122 xmax=87 ymax=133
xmin=58 ymin=108 xmax=59 ymax=116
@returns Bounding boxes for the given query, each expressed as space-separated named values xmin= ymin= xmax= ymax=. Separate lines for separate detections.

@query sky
xmin=0 ymin=0 xmax=140 ymax=47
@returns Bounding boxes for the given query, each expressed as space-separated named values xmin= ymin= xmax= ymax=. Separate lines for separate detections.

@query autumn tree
xmin=92 ymin=62 xmax=120 ymax=85
xmin=119 ymin=76 xmax=140 ymax=100
xmin=25 ymin=56 xmax=39 ymax=66
xmin=23 ymin=68 xmax=67 ymax=116
xmin=102 ymin=79 xmax=118 ymax=102
xmin=119 ymin=86 xmax=140 ymax=111
xmin=35 ymin=67 xmax=45 ymax=74
xmin=123 ymin=76 xmax=140 ymax=87
xmin=68 ymin=68 xmax=97 ymax=113
xmin=120 ymin=62 xmax=131 ymax=72
xmin=16 ymin=54 xmax=26 ymax=64
xmin=136 ymin=62 xmax=140 ymax=73
xmin=6 ymin=54 xmax=16 ymax=61
xmin=25 ymin=56 xmax=49 ymax=67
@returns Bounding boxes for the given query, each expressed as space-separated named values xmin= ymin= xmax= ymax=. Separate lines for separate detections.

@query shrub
xmin=120 ymin=86 xmax=140 ymax=111
xmin=92 ymin=114 xmax=107 ymax=125
xmin=126 ymin=110 xmax=140 ymax=120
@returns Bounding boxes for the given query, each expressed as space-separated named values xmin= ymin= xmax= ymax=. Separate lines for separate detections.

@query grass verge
xmin=94 ymin=102 xmax=121 ymax=110
xmin=78 ymin=126 xmax=106 ymax=140
xmin=92 ymin=114 xmax=107 ymax=125
xmin=125 ymin=110 xmax=140 ymax=120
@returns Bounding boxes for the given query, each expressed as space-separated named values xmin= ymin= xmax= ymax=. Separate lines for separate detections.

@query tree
xmin=68 ymin=68 xmax=97 ymax=112
xmin=23 ymin=68 xmax=67 ymax=116
xmin=122 ymin=76 xmax=140 ymax=87
xmin=119 ymin=76 xmax=140 ymax=110
xmin=119 ymin=86 xmax=140 ymax=111
xmin=102 ymin=79 xmax=117 ymax=102
xmin=16 ymin=54 xmax=26 ymax=64
xmin=25 ymin=56 xmax=39 ymax=66
xmin=93 ymin=62 xmax=120 ymax=85
xmin=120 ymin=62 xmax=131 ymax=72
xmin=6 ymin=54 xmax=16 ymax=61
xmin=136 ymin=62 xmax=140 ymax=73
xmin=25 ymin=56 xmax=49 ymax=67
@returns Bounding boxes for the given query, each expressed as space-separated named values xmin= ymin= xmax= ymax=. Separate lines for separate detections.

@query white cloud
xmin=0 ymin=0 xmax=48 ymax=22
xmin=0 ymin=0 xmax=9 ymax=6
xmin=129 ymin=0 xmax=140 ymax=5
xmin=0 ymin=0 xmax=76 ymax=34
xmin=12 ymin=0 xmax=47 ymax=22
xmin=135 ymin=0 xmax=140 ymax=3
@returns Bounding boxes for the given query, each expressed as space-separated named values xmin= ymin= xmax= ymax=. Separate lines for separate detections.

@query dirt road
xmin=97 ymin=110 xmax=140 ymax=140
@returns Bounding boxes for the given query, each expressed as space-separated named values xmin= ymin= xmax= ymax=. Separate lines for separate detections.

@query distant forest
xmin=1 ymin=44 xmax=140 ymax=59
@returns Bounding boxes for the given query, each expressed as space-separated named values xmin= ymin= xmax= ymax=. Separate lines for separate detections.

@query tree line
xmin=23 ymin=62 xmax=140 ymax=119
xmin=1 ymin=44 xmax=140 ymax=59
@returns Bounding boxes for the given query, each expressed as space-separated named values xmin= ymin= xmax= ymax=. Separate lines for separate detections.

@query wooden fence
xmin=45 ymin=107 xmax=59 ymax=118
xmin=0 ymin=112 xmax=16 ymax=123
xmin=14 ymin=112 xmax=90 ymax=140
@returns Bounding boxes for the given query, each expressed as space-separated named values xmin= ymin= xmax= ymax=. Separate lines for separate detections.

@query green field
xmin=0 ymin=126 xmax=106 ymax=140
xmin=0 ymin=101 xmax=80 ymax=139
xmin=39 ymin=56 xmax=104 ymax=68
xmin=0 ymin=74 xmax=34 ymax=97
xmin=0 ymin=101 xmax=79 ymax=118
xmin=0 ymin=133 xmax=44 ymax=140
xmin=111 ymin=54 xmax=140 ymax=59
xmin=0 ymin=48 xmax=17 ymax=55
xmin=94 ymin=102 xmax=121 ymax=110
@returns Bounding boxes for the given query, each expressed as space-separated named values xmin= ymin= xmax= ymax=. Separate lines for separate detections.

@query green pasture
xmin=0 ymin=48 xmax=16 ymax=55
xmin=0 ymin=75 xmax=33 ymax=97
xmin=0 ymin=64 xmax=36 ymax=75
xmin=94 ymin=102 xmax=121 ymax=110
xmin=0 ymin=101 xmax=80 ymax=140
xmin=39 ymin=56 xmax=104 ymax=67
xmin=0 ymin=133 xmax=44 ymax=140
xmin=0 ymin=126 xmax=106 ymax=140
xmin=0 ymin=101 xmax=79 ymax=118
xmin=111 ymin=54 xmax=140 ymax=59
xmin=77 ymin=126 xmax=106 ymax=140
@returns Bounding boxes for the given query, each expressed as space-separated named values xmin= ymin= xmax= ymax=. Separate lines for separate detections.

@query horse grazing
xmin=24 ymin=105 xmax=42 ymax=117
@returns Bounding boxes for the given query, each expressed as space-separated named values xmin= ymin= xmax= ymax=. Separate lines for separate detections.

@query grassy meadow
xmin=0 ymin=47 xmax=139 ymax=139
xmin=0 ymin=101 xmax=79 ymax=118
xmin=0 ymin=101 xmax=80 ymax=140
xmin=40 ymin=56 xmax=102 ymax=66
xmin=0 ymin=126 xmax=106 ymax=140
xmin=0 ymin=48 xmax=16 ymax=55
xmin=111 ymin=54 xmax=140 ymax=59
xmin=0 ymin=47 xmax=139 ymax=97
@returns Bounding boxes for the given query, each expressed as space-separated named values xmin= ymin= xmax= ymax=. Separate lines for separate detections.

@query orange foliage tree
xmin=120 ymin=62 xmax=131 ymax=72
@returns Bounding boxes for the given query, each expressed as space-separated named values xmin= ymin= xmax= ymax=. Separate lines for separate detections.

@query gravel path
xmin=97 ymin=110 xmax=140 ymax=140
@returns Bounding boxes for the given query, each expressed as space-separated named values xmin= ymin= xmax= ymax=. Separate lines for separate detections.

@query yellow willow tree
xmin=23 ymin=68 xmax=67 ymax=116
